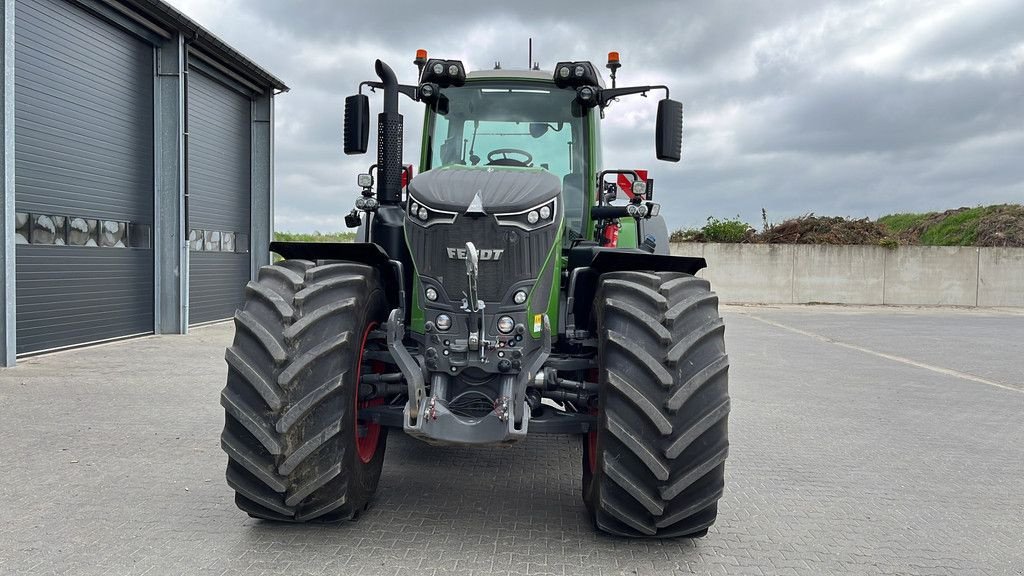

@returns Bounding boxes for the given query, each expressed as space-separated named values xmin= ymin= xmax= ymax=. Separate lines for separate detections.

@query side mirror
xmin=529 ymin=123 xmax=549 ymax=138
xmin=655 ymin=98 xmax=683 ymax=162
xmin=343 ymin=94 xmax=369 ymax=155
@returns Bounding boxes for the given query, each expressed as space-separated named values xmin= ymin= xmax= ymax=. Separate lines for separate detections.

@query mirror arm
xmin=599 ymin=85 xmax=669 ymax=108
xmin=360 ymin=81 xmax=420 ymax=102
xmin=598 ymin=85 xmax=671 ymax=107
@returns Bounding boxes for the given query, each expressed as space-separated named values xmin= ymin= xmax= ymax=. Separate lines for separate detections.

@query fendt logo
xmin=447 ymin=248 xmax=504 ymax=261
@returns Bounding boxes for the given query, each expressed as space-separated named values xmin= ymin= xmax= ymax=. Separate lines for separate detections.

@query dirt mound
xmin=670 ymin=204 xmax=1023 ymax=246
xmin=972 ymin=205 xmax=1024 ymax=247
xmin=756 ymin=215 xmax=890 ymax=245
xmin=891 ymin=208 xmax=969 ymax=244
xmin=889 ymin=205 xmax=1024 ymax=247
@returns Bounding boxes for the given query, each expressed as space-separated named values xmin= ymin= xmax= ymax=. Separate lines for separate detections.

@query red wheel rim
xmin=355 ymin=322 xmax=383 ymax=464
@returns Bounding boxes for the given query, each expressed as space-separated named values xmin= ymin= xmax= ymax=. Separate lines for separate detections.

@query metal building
xmin=0 ymin=0 xmax=287 ymax=365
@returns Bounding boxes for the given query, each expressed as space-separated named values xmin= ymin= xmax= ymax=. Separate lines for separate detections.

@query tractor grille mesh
xmin=407 ymin=216 xmax=558 ymax=302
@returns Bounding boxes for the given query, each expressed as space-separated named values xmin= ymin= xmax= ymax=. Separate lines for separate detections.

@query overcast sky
xmin=166 ymin=0 xmax=1023 ymax=232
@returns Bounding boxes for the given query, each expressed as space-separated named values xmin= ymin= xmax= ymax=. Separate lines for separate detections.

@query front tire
xmin=584 ymin=271 xmax=730 ymax=538
xmin=220 ymin=260 xmax=388 ymax=522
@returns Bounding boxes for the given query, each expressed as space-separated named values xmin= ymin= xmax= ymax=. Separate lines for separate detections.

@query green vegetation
xmin=670 ymin=216 xmax=753 ymax=243
xmin=702 ymin=216 xmax=754 ymax=243
xmin=671 ymin=204 xmax=1024 ymax=247
xmin=875 ymin=212 xmax=931 ymax=233
xmin=879 ymin=205 xmax=1024 ymax=247
xmin=273 ymin=231 xmax=356 ymax=243
xmin=918 ymin=209 xmax=984 ymax=246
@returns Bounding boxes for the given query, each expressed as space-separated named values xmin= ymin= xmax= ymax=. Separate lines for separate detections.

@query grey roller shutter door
xmin=14 ymin=0 xmax=155 ymax=354
xmin=187 ymin=68 xmax=252 ymax=324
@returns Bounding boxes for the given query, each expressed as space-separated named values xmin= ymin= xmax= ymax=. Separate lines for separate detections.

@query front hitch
xmin=386 ymin=308 xmax=425 ymax=424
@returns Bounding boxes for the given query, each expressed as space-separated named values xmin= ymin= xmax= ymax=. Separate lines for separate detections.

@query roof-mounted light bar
xmin=552 ymin=61 xmax=601 ymax=88
xmin=419 ymin=58 xmax=466 ymax=88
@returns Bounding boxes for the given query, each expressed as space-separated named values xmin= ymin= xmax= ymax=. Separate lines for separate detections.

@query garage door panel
xmin=190 ymin=253 xmax=249 ymax=324
xmin=188 ymin=67 xmax=252 ymax=324
xmin=15 ymin=245 xmax=154 ymax=353
xmin=13 ymin=43 xmax=152 ymax=101
xmin=14 ymin=0 xmax=155 ymax=354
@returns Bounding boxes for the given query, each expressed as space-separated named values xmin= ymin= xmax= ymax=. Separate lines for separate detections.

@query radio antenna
xmin=528 ymin=38 xmax=532 ymax=69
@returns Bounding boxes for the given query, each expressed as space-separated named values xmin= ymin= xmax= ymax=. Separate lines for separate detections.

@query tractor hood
xmin=408 ymin=166 xmax=561 ymax=213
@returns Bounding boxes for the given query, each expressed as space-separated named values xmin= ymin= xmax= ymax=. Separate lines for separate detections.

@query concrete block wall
xmin=978 ymin=248 xmax=1024 ymax=307
xmin=883 ymin=246 xmax=978 ymax=306
xmin=669 ymin=243 xmax=1024 ymax=307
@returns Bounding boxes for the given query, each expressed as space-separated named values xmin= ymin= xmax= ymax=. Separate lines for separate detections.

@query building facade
xmin=0 ymin=0 xmax=286 ymax=364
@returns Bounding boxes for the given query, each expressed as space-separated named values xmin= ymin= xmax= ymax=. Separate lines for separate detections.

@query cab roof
xmin=466 ymin=68 xmax=607 ymax=88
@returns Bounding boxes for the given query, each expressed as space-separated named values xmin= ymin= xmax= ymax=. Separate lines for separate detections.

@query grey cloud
xmin=167 ymin=0 xmax=1023 ymax=232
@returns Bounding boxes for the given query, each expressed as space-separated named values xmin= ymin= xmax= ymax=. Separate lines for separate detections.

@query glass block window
xmin=68 ymin=218 xmax=99 ymax=246
xmin=13 ymin=212 xmax=150 ymax=249
xmin=15 ymin=213 xmax=29 ymax=244
xmin=189 ymin=229 xmax=248 ymax=253
xmin=128 ymin=224 xmax=151 ymax=249
xmin=99 ymin=220 xmax=126 ymax=247
xmin=204 ymin=230 xmax=221 ymax=251
xmin=189 ymin=229 xmax=203 ymax=251
xmin=32 ymin=214 xmax=65 ymax=245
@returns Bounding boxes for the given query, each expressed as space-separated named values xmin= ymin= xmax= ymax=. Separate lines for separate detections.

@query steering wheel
xmin=486 ymin=148 xmax=533 ymax=167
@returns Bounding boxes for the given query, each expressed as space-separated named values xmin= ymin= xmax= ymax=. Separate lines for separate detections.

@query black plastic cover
xmin=409 ymin=166 xmax=561 ymax=213
xmin=344 ymin=94 xmax=369 ymax=155
xmin=269 ymin=241 xmax=403 ymax=309
xmin=270 ymin=241 xmax=391 ymax=265
xmin=655 ymin=98 xmax=683 ymax=162
xmin=566 ymin=244 xmax=705 ymax=275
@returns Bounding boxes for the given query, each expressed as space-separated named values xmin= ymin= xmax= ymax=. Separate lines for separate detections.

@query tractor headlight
xmin=425 ymin=287 xmax=438 ymax=301
xmin=497 ymin=316 xmax=515 ymax=334
xmin=435 ymin=314 xmax=452 ymax=331
xmin=418 ymin=82 xmax=438 ymax=102
xmin=407 ymin=196 xmax=458 ymax=227
xmin=513 ymin=290 xmax=528 ymax=304
xmin=576 ymin=85 xmax=599 ymax=108
xmin=432 ymin=62 xmax=444 ymax=75
xmin=495 ymin=198 xmax=558 ymax=231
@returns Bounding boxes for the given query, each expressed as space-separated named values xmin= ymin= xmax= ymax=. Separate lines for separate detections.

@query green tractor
xmin=220 ymin=51 xmax=730 ymax=538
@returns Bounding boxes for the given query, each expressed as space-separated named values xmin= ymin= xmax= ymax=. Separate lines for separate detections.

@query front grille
xmin=407 ymin=216 xmax=558 ymax=302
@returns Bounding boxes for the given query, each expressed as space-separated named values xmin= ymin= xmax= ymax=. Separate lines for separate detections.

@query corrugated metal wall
xmin=187 ymin=67 xmax=252 ymax=324
xmin=13 ymin=0 xmax=154 ymax=353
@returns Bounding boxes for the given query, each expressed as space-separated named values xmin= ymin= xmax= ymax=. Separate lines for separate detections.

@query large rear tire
xmin=220 ymin=260 xmax=388 ymax=522
xmin=584 ymin=271 xmax=730 ymax=538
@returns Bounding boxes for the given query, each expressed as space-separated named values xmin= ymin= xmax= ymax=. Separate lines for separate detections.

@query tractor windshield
xmin=424 ymin=82 xmax=589 ymax=234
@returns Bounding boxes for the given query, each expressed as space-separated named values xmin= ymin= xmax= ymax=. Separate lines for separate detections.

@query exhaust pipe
xmin=374 ymin=59 xmax=403 ymax=205
xmin=369 ymin=60 xmax=412 ymax=312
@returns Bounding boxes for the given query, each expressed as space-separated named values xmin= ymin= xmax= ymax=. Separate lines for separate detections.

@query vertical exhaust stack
xmin=374 ymin=59 xmax=403 ymax=205
xmin=370 ymin=60 xmax=411 ymax=309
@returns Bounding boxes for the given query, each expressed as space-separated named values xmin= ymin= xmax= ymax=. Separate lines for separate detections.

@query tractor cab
xmin=420 ymin=69 xmax=593 ymax=236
